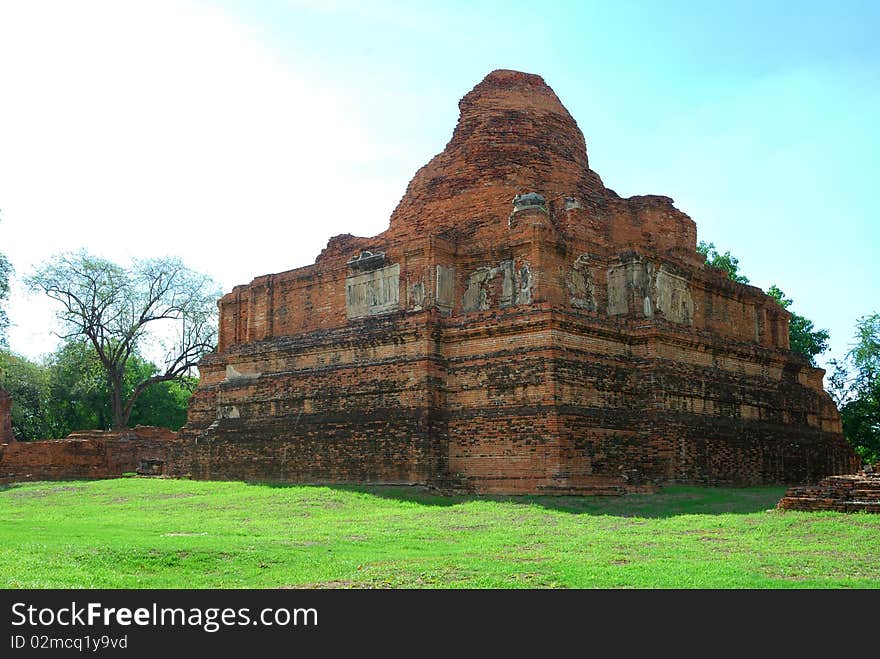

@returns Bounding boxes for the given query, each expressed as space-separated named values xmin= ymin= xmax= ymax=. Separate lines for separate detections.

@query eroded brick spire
xmin=385 ymin=69 xmax=605 ymax=240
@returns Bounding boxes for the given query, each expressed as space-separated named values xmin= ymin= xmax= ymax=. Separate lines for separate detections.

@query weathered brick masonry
xmin=777 ymin=470 xmax=880 ymax=513
xmin=179 ymin=69 xmax=858 ymax=493
xmin=0 ymin=427 xmax=182 ymax=484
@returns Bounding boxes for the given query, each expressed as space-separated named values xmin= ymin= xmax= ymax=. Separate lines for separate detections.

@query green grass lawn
xmin=0 ymin=478 xmax=877 ymax=588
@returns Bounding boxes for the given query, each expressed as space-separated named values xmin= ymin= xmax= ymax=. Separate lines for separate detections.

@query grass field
xmin=0 ymin=478 xmax=877 ymax=588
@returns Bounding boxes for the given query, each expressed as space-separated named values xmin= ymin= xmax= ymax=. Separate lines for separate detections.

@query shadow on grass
xmin=257 ymin=481 xmax=787 ymax=518
xmin=0 ymin=478 xmax=786 ymax=518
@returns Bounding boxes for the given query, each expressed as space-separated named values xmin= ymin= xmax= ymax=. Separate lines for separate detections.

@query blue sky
xmin=0 ymin=0 xmax=877 ymax=373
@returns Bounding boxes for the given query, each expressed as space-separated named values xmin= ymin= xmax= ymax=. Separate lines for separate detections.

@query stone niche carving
xmin=607 ymin=259 xmax=694 ymax=325
xmin=436 ymin=265 xmax=455 ymax=314
xmin=462 ymin=260 xmax=531 ymax=312
xmin=653 ymin=267 xmax=694 ymax=325
xmin=346 ymin=263 xmax=400 ymax=319
xmin=409 ymin=281 xmax=425 ymax=311
xmin=567 ymin=254 xmax=596 ymax=311
xmin=607 ymin=260 xmax=648 ymax=316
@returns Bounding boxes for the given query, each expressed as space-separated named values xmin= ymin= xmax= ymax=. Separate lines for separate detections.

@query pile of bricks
xmin=777 ymin=468 xmax=880 ymax=513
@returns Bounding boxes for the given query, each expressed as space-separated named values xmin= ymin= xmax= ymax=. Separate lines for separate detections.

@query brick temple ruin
xmin=0 ymin=71 xmax=861 ymax=494
xmin=165 ymin=69 xmax=857 ymax=494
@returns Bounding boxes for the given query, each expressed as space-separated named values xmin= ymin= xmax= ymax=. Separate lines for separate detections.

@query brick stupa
xmin=179 ymin=70 xmax=858 ymax=493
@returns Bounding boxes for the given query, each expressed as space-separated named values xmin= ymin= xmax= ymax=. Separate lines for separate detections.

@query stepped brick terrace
xmin=174 ymin=69 xmax=857 ymax=494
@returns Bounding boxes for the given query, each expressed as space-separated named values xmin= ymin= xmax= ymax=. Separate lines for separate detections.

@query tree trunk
xmin=109 ymin=372 xmax=126 ymax=430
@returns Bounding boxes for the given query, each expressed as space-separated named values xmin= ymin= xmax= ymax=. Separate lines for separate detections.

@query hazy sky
xmin=1 ymin=0 xmax=877 ymax=374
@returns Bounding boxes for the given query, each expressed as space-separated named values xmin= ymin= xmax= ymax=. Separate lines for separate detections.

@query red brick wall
xmin=0 ymin=427 xmax=180 ymax=483
xmin=180 ymin=305 xmax=857 ymax=493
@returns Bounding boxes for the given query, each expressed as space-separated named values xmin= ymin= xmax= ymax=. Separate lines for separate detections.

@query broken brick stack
xmin=777 ymin=469 xmax=880 ymax=513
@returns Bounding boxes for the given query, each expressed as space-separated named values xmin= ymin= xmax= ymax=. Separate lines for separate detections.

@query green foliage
xmin=766 ymin=285 xmax=830 ymax=366
xmin=0 ymin=340 xmax=194 ymax=440
xmin=839 ymin=396 xmax=880 ymax=464
xmin=1 ymin=480 xmax=878 ymax=588
xmin=850 ymin=313 xmax=880 ymax=387
xmin=26 ymin=250 xmax=219 ymax=428
xmin=48 ymin=339 xmax=113 ymax=432
xmin=128 ymin=373 xmax=196 ymax=431
xmin=697 ymin=241 xmax=750 ymax=284
xmin=830 ymin=313 xmax=880 ymax=464
xmin=0 ymin=352 xmax=59 ymax=441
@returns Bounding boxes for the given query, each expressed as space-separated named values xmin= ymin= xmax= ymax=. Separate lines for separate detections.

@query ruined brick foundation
xmin=777 ymin=469 xmax=880 ymax=513
xmin=176 ymin=69 xmax=857 ymax=494
xmin=0 ymin=427 xmax=182 ymax=484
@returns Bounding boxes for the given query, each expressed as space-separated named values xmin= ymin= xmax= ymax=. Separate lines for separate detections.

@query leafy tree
xmin=128 ymin=373 xmax=196 ymax=431
xmin=48 ymin=339 xmax=113 ymax=432
xmin=1 ymin=339 xmax=197 ymax=440
xmin=0 ymin=352 xmax=58 ymax=441
xmin=849 ymin=313 xmax=880 ymax=388
xmin=766 ymin=285 xmax=830 ymax=366
xmin=829 ymin=314 xmax=880 ymax=464
xmin=48 ymin=339 xmax=195 ymax=432
xmin=27 ymin=251 xmax=220 ymax=429
xmin=697 ymin=241 xmax=750 ymax=284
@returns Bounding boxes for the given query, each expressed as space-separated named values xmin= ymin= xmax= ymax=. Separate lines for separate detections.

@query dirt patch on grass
xmin=285 ymin=580 xmax=358 ymax=589
xmin=9 ymin=485 xmax=86 ymax=498
xmin=276 ymin=540 xmax=322 ymax=547
xmin=493 ymin=554 xmax=551 ymax=564
xmin=448 ymin=524 xmax=490 ymax=531
xmin=295 ymin=499 xmax=345 ymax=509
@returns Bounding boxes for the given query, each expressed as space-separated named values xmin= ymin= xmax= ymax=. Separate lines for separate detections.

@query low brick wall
xmin=0 ymin=426 xmax=180 ymax=483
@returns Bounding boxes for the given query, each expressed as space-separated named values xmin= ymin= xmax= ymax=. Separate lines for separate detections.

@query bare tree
xmin=27 ymin=251 xmax=221 ymax=429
